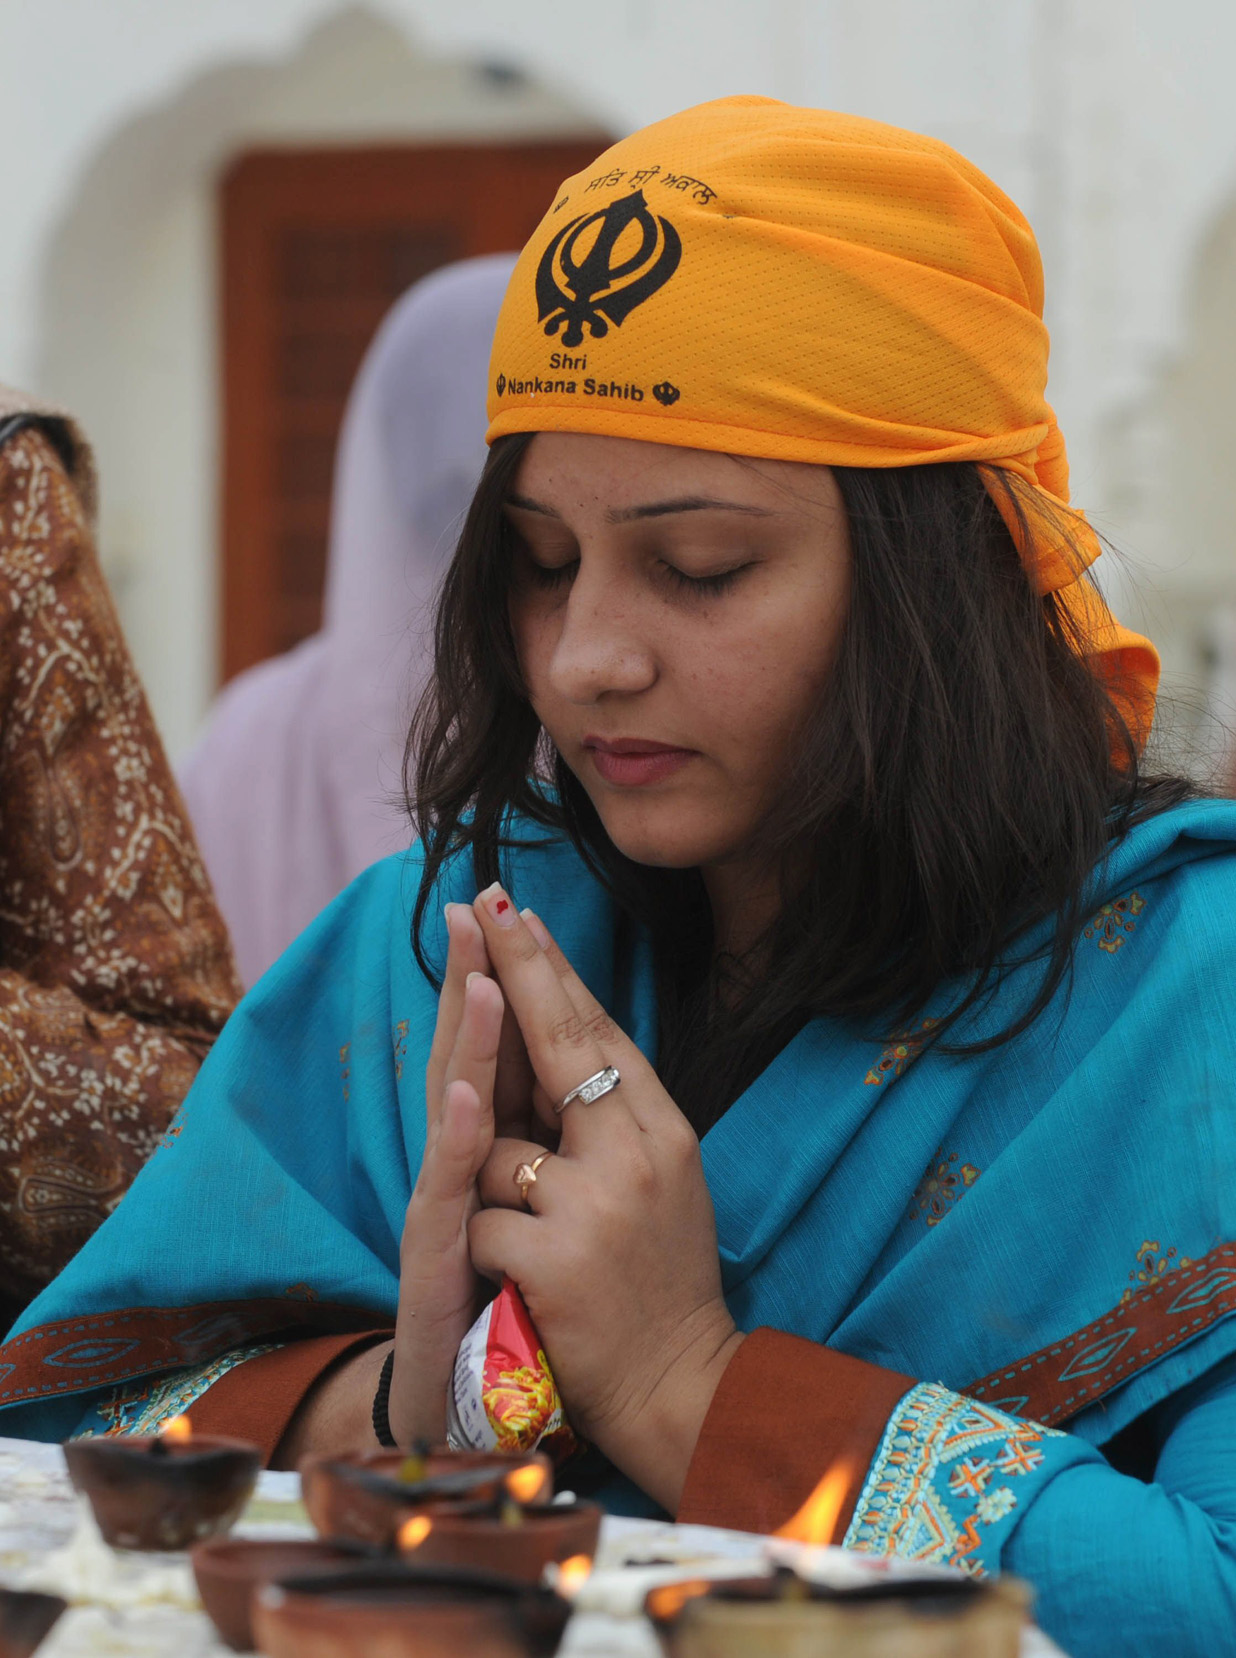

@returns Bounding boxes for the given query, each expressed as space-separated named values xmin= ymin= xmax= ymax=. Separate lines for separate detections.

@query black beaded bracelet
xmin=372 ymin=1348 xmax=398 ymax=1448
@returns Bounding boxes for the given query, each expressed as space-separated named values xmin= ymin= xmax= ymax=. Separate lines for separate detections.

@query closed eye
xmin=522 ymin=557 xmax=578 ymax=590
xmin=659 ymin=561 xmax=753 ymax=596
xmin=516 ymin=552 xmax=754 ymax=596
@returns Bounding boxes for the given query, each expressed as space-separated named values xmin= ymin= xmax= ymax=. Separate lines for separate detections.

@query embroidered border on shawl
xmin=75 ymin=1343 xmax=281 ymax=1437
xmin=843 ymin=1382 xmax=1064 ymax=1577
xmin=0 ymin=1297 xmax=390 ymax=1406
xmin=966 ymin=1240 xmax=1236 ymax=1424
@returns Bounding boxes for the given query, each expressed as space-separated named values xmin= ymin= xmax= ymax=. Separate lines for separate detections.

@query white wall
xmin=4 ymin=0 xmax=1236 ymax=758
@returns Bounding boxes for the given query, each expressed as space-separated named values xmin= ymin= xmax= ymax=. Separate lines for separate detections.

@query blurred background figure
xmin=0 ymin=392 xmax=240 ymax=1325
xmin=179 ymin=255 xmax=515 ymax=987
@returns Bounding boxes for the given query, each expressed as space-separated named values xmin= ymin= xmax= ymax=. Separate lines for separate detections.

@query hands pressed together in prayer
xmin=389 ymin=886 xmax=742 ymax=1511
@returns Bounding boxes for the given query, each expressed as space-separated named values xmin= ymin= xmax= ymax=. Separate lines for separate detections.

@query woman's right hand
xmin=386 ymin=903 xmax=508 ymax=1447
xmin=273 ymin=904 xmax=536 ymax=1460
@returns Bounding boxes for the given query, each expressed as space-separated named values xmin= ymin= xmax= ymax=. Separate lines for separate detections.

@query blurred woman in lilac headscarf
xmin=181 ymin=254 xmax=516 ymax=987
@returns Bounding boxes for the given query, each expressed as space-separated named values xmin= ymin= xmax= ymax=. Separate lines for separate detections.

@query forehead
xmin=510 ymin=432 xmax=841 ymax=518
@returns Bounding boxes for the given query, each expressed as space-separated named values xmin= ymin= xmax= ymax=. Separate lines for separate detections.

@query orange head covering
xmin=486 ymin=96 xmax=1157 ymax=738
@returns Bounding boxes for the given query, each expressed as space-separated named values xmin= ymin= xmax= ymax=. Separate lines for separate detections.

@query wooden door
xmin=220 ymin=139 xmax=604 ymax=682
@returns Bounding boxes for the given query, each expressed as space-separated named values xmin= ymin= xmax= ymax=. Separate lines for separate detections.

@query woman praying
xmin=3 ymin=100 xmax=1234 ymax=1656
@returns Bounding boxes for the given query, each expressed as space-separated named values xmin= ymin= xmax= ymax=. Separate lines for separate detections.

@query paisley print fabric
xmin=0 ymin=416 xmax=240 ymax=1324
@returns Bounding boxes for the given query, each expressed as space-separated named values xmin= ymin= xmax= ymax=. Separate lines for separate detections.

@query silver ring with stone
xmin=555 ymin=1065 xmax=621 ymax=1115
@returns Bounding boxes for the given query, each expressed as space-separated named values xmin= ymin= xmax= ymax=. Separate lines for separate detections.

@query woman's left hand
xmin=468 ymin=885 xmax=743 ymax=1513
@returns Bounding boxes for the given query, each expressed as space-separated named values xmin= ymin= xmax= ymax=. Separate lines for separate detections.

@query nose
xmin=546 ymin=566 xmax=657 ymax=706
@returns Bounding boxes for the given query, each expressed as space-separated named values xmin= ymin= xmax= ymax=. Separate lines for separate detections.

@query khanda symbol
xmin=536 ymin=190 xmax=682 ymax=350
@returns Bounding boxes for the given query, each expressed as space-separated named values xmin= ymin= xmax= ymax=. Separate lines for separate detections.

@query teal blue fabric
xmin=0 ymin=831 xmax=657 ymax=1438
xmin=836 ymin=1361 xmax=1236 ymax=1655
xmin=1006 ymin=1353 xmax=1236 ymax=1654
xmin=7 ymin=798 xmax=1236 ymax=1651
xmin=7 ymin=796 xmax=1236 ymax=1441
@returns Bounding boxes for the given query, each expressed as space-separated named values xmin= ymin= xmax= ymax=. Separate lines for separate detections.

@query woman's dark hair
xmin=407 ymin=436 xmax=1192 ymax=1134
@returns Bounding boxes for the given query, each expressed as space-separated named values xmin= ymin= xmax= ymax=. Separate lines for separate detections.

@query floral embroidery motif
xmin=864 ymin=1019 xmax=938 ymax=1086
xmin=1120 ymin=1238 xmax=1193 ymax=1305
xmin=82 ymin=1343 xmax=279 ymax=1437
xmin=1083 ymin=891 xmax=1145 ymax=954
xmin=284 ymin=1282 xmax=318 ymax=1302
xmin=392 ymin=1020 xmax=409 ymax=1081
xmin=844 ymin=1382 xmax=1065 ymax=1577
xmin=911 ymin=1149 xmax=981 ymax=1226
xmin=975 ymin=1486 xmax=1017 ymax=1524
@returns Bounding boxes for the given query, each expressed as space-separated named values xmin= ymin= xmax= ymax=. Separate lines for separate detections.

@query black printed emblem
xmin=536 ymin=190 xmax=682 ymax=350
xmin=652 ymin=381 xmax=680 ymax=406
xmin=495 ymin=373 xmax=506 ymax=396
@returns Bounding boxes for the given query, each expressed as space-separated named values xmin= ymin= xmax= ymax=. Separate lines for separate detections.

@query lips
xmin=583 ymin=736 xmax=697 ymax=788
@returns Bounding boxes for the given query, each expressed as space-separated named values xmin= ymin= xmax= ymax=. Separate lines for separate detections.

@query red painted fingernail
xmin=479 ymin=882 xmax=517 ymax=928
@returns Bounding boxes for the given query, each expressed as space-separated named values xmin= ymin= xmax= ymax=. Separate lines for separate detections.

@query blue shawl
xmin=5 ymin=798 xmax=1236 ymax=1465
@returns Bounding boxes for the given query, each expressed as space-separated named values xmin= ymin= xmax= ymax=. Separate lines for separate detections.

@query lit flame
xmin=159 ymin=1415 xmax=192 ymax=1445
xmin=553 ymin=1555 xmax=592 ymax=1597
xmin=772 ymin=1460 xmax=855 ymax=1547
xmin=397 ymin=1515 xmax=432 ymax=1552
xmin=505 ymin=1464 xmax=548 ymax=1504
xmin=645 ymin=1581 xmax=711 ymax=1622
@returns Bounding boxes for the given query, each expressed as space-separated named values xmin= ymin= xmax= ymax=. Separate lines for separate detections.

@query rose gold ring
xmin=514 ymin=1152 xmax=551 ymax=1208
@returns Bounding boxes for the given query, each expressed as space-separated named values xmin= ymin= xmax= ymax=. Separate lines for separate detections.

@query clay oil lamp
xmin=62 ymin=1413 xmax=260 ymax=1550
xmin=252 ymin=1561 xmax=572 ymax=1658
xmin=0 ymin=1588 xmax=67 ymax=1658
xmin=391 ymin=1467 xmax=602 ymax=1585
xmin=645 ymin=1571 xmax=1032 ymax=1658
xmin=644 ymin=1457 xmax=1032 ymax=1658
xmin=300 ymin=1446 xmax=552 ymax=1549
xmin=191 ymin=1536 xmax=375 ymax=1651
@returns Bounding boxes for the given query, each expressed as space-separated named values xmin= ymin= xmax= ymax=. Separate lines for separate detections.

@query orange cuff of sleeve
xmin=187 ymin=1329 xmax=392 ymax=1465
xmin=677 ymin=1327 xmax=915 ymax=1538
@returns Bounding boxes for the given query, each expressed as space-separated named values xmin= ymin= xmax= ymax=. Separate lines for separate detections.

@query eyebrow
xmin=504 ymin=493 xmax=775 ymax=523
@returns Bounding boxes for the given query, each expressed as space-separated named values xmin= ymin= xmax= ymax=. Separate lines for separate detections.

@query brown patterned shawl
xmin=0 ymin=390 xmax=241 ymax=1326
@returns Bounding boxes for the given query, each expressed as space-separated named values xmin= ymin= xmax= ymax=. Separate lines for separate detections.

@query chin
xmin=591 ymin=799 xmax=736 ymax=870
